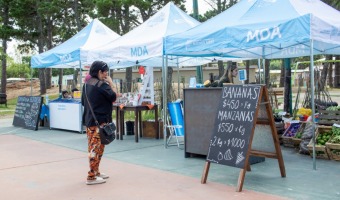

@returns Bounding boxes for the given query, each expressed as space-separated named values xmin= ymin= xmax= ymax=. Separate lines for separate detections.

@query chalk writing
xmin=13 ymin=96 xmax=43 ymax=130
xmin=206 ymin=85 xmax=261 ymax=168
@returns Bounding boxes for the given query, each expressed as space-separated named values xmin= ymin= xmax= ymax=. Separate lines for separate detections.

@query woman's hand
xmin=104 ymin=76 xmax=113 ymax=86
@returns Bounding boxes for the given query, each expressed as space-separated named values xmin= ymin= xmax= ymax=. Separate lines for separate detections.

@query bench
xmin=0 ymin=93 xmax=7 ymax=107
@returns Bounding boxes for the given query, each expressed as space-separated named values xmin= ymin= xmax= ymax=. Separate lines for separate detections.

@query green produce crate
xmin=307 ymin=126 xmax=331 ymax=160
xmin=326 ymin=133 xmax=340 ymax=161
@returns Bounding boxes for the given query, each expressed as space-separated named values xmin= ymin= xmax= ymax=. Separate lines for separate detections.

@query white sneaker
xmin=97 ymin=173 xmax=109 ymax=179
xmin=86 ymin=177 xmax=106 ymax=185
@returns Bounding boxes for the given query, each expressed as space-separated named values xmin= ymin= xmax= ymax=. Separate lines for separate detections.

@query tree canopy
xmin=0 ymin=0 xmax=339 ymax=94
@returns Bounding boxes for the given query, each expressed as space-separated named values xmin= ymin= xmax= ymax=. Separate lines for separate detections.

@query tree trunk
xmin=1 ymin=39 xmax=7 ymax=93
xmin=334 ymin=55 xmax=340 ymax=88
xmin=0 ymin=3 xmax=9 ymax=94
xmin=328 ymin=58 xmax=333 ymax=88
xmin=72 ymin=0 xmax=82 ymax=89
xmin=74 ymin=0 xmax=81 ymax=29
xmin=245 ymin=60 xmax=250 ymax=84
xmin=125 ymin=67 xmax=132 ymax=92
xmin=37 ymin=6 xmax=46 ymax=95
xmin=283 ymin=58 xmax=291 ymax=114
xmin=58 ymin=69 xmax=63 ymax=94
xmin=45 ymin=14 xmax=53 ymax=89
xmin=320 ymin=63 xmax=328 ymax=91
xmin=72 ymin=69 xmax=79 ymax=89
xmin=217 ymin=60 xmax=224 ymax=79
xmin=265 ymin=59 xmax=270 ymax=87
xmin=279 ymin=60 xmax=285 ymax=87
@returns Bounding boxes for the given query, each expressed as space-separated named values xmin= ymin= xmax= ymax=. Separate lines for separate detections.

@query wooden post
xmin=201 ymin=161 xmax=210 ymax=184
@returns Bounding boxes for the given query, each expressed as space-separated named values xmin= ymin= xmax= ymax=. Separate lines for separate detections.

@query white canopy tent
xmin=163 ymin=0 xmax=340 ymax=157
xmin=165 ymin=0 xmax=340 ymax=59
xmin=86 ymin=2 xmax=221 ymax=68
xmin=29 ymin=19 xmax=120 ymax=133
xmin=31 ymin=19 xmax=120 ymax=69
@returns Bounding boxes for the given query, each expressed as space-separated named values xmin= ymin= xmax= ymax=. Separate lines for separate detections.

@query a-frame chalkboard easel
xmin=201 ymin=85 xmax=285 ymax=192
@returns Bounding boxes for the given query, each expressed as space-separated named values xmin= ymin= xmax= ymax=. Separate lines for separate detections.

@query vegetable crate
xmin=291 ymin=137 xmax=302 ymax=148
xmin=326 ymin=142 xmax=340 ymax=161
xmin=307 ymin=126 xmax=331 ymax=160
xmin=318 ymin=109 xmax=340 ymax=126
xmin=282 ymin=123 xmax=301 ymax=148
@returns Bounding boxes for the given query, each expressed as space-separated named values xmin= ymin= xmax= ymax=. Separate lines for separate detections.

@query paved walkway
xmin=0 ymin=135 xmax=282 ymax=200
xmin=1 ymin=117 xmax=340 ymax=199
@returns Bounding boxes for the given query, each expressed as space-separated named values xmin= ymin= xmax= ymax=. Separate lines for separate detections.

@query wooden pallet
xmin=318 ymin=110 xmax=340 ymax=126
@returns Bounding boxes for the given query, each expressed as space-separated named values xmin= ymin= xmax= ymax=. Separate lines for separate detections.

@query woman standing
xmin=82 ymin=61 xmax=117 ymax=185
xmin=218 ymin=62 xmax=238 ymax=86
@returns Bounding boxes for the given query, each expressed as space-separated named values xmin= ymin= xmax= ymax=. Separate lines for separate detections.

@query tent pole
xmin=177 ymin=57 xmax=180 ymax=99
xmin=310 ymin=39 xmax=316 ymax=170
xmin=262 ymin=59 xmax=265 ymax=84
xmin=261 ymin=46 xmax=265 ymax=84
xmin=79 ymin=62 xmax=83 ymax=90
xmin=163 ymin=55 xmax=168 ymax=148
xmin=79 ymin=60 xmax=83 ymax=133
xmin=257 ymin=59 xmax=261 ymax=83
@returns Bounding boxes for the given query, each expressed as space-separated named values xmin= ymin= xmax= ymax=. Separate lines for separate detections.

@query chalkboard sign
xmin=206 ymin=85 xmax=261 ymax=168
xmin=202 ymin=85 xmax=285 ymax=192
xmin=13 ymin=96 xmax=43 ymax=130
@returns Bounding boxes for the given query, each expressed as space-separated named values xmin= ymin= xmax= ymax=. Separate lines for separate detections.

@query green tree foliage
xmin=1 ymin=0 xmax=339 ymax=94
xmin=6 ymin=63 xmax=30 ymax=78
xmin=269 ymin=60 xmax=282 ymax=70
xmin=198 ymin=0 xmax=239 ymax=22
xmin=94 ymin=0 xmax=185 ymax=34
xmin=322 ymin=0 xmax=339 ymax=10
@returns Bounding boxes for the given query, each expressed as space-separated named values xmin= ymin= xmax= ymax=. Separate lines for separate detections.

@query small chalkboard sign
xmin=206 ymin=85 xmax=261 ymax=168
xmin=13 ymin=96 xmax=43 ymax=130
xmin=201 ymin=85 xmax=285 ymax=192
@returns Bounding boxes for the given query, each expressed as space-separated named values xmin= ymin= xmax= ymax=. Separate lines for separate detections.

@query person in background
xmin=218 ymin=62 xmax=238 ymax=86
xmin=82 ymin=61 xmax=119 ymax=185
xmin=62 ymin=90 xmax=70 ymax=99
xmin=71 ymin=88 xmax=79 ymax=98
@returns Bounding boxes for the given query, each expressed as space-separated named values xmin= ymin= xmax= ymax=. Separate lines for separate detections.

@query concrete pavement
xmin=0 ymin=134 xmax=283 ymax=200
xmin=1 ymin=117 xmax=340 ymax=199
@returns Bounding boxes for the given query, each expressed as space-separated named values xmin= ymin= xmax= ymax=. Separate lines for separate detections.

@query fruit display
xmin=325 ymin=106 xmax=340 ymax=111
xmin=331 ymin=126 xmax=340 ymax=136
xmin=283 ymin=123 xmax=301 ymax=137
xmin=316 ymin=130 xmax=332 ymax=145
xmin=307 ymin=126 xmax=332 ymax=159
xmin=326 ymin=126 xmax=340 ymax=161
xmin=329 ymin=135 xmax=340 ymax=144
xmin=296 ymin=107 xmax=312 ymax=117
xmin=295 ymin=132 xmax=302 ymax=139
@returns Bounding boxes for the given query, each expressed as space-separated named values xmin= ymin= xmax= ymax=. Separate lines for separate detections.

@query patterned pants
xmin=86 ymin=126 xmax=105 ymax=180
